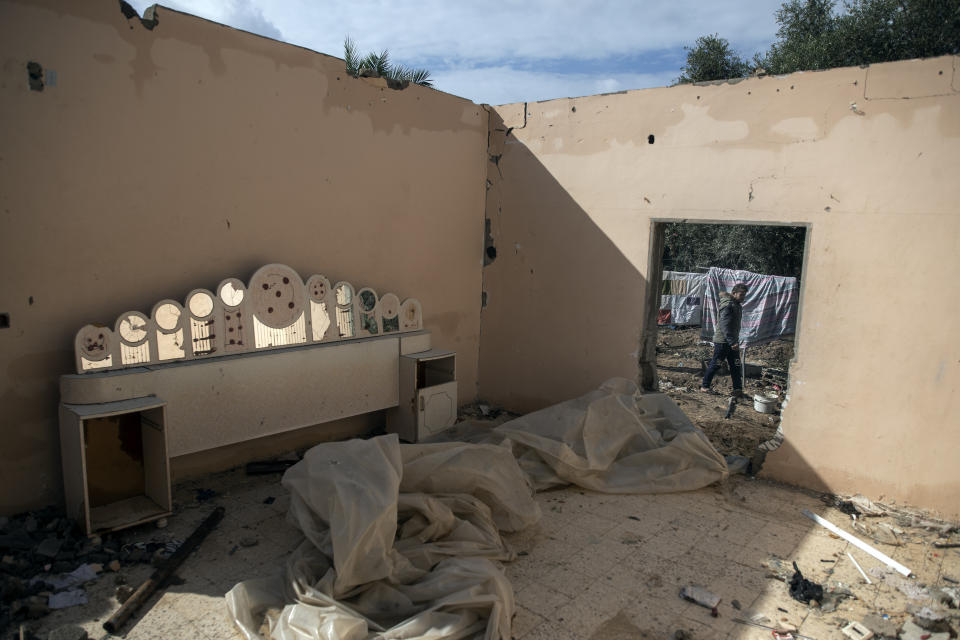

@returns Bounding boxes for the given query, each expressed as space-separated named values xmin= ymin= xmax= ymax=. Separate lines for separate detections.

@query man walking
xmin=701 ymin=283 xmax=748 ymax=397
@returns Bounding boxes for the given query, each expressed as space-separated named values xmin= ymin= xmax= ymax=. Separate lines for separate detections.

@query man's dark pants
xmin=702 ymin=342 xmax=742 ymax=392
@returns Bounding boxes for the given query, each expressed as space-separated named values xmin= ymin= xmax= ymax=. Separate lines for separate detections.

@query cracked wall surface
xmin=479 ymin=56 xmax=960 ymax=517
xmin=0 ymin=0 xmax=487 ymax=513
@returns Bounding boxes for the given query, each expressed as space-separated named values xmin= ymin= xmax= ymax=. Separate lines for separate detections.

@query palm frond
xmin=390 ymin=64 xmax=433 ymax=87
xmin=361 ymin=50 xmax=390 ymax=76
xmin=342 ymin=36 xmax=433 ymax=88
xmin=407 ymin=68 xmax=433 ymax=87
xmin=344 ymin=36 xmax=359 ymax=75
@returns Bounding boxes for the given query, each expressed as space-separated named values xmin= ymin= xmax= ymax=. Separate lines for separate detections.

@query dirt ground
xmin=656 ymin=326 xmax=794 ymax=460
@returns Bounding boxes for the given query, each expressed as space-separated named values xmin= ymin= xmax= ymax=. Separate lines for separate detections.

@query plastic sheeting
xmin=658 ymin=271 xmax=706 ymax=326
xmin=227 ymin=436 xmax=534 ymax=640
xmin=226 ymin=379 xmax=728 ymax=639
xmin=700 ymin=266 xmax=799 ymax=347
xmin=495 ymin=379 xmax=728 ymax=493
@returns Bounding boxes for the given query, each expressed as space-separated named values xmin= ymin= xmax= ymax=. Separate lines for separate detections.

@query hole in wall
xmin=484 ymin=218 xmax=497 ymax=265
xmin=648 ymin=134 xmax=655 ymax=144
xmin=642 ymin=220 xmax=810 ymax=470
xmin=0 ymin=313 xmax=9 ymax=329
xmin=26 ymin=61 xmax=43 ymax=91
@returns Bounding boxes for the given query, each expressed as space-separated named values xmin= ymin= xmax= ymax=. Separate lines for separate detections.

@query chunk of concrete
xmin=48 ymin=624 xmax=89 ymax=640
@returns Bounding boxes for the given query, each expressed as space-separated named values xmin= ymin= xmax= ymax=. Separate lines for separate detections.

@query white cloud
xmin=432 ymin=66 xmax=680 ymax=106
xmin=131 ymin=0 xmax=282 ymax=40
xmin=276 ymin=0 xmax=780 ymax=64
xmin=128 ymin=0 xmax=781 ymax=103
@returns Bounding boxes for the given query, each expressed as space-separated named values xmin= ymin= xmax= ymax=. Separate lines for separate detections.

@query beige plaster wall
xmin=0 ymin=0 xmax=487 ymax=513
xmin=480 ymin=57 xmax=960 ymax=517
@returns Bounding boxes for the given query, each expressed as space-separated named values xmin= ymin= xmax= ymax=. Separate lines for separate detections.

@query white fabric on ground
xmin=495 ymin=378 xmax=728 ymax=492
xmin=226 ymin=379 xmax=727 ymax=639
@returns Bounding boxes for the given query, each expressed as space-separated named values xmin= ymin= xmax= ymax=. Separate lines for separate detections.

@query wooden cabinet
xmin=59 ymin=397 xmax=172 ymax=535
xmin=387 ymin=349 xmax=457 ymax=442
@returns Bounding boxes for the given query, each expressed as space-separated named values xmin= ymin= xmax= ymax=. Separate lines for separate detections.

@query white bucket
xmin=753 ymin=393 xmax=778 ymax=414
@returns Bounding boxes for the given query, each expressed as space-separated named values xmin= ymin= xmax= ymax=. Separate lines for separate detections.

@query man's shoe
xmin=731 ymin=389 xmax=745 ymax=399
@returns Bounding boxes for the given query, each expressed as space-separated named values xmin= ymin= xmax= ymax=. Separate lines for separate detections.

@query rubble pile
xmin=0 ymin=508 xmax=178 ymax=633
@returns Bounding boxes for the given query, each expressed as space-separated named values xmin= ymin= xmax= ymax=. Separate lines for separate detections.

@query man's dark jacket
xmin=712 ymin=291 xmax=742 ymax=344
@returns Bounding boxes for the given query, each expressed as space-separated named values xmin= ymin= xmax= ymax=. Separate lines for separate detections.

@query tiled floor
xmin=26 ymin=468 xmax=959 ymax=640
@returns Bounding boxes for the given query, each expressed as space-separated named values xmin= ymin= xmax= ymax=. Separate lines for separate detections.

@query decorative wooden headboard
xmin=73 ymin=263 xmax=423 ymax=374
xmin=59 ymin=264 xmax=450 ymax=534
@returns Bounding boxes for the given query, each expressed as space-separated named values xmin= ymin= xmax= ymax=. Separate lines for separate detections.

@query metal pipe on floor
xmin=103 ymin=506 xmax=226 ymax=634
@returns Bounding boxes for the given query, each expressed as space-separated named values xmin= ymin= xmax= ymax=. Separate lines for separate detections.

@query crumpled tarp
xmin=495 ymin=378 xmax=728 ymax=493
xmin=226 ymin=378 xmax=727 ymax=639
xmin=227 ymin=435 xmax=535 ymax=640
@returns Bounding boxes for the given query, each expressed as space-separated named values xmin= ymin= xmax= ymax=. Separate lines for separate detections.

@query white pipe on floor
xmin=802 ymin=509 xmax=911 ymax=576
xmin=847 ymin=552 xmax=872 ymax=584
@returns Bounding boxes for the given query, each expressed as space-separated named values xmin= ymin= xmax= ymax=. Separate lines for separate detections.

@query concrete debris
xmin=898 ymin=619 xmax=949 ymax=640
xmin=763 ymin=554 xmax=795 ymax=582
xmin=841 ymin=620 xmax=873 ymax=640
xmin=35 ymin=538 xmax=63 ymax=558
xmin=680 ymin=585 xmax=721 ymax=611
xmin=11 ymin=595 xmax=49 ymax=619
xmin=848 ymin=494 xmax=885 ymax=516
xmin=819 ymin=583 xmax=856 ymax=613
xmin=48 ymin=589 xmax=87 ymax=609
xmin=0 ymin=505 xmax=185 ymax=629
xmin=47 ymin=624 xmax=88 ymax=640
xmin=861 ymin=613 xmax=899 ymax=638
xmin=868 ymin=568 xmax=930 ymax=600
xmin=854 ymin=520 xmax=903 ymax=546
xmin=938 ymin=586 xmax=960 ymax=609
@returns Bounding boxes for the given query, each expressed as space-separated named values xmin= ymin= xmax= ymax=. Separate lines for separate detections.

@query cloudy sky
xmin=127 ymin=0 xmax=784 ymax=105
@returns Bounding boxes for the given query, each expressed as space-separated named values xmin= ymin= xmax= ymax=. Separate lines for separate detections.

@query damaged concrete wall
xmin=0 ymin=0 xmax=487 ymax=512
xmin=480 ymin=57 xmax=960 ymax=517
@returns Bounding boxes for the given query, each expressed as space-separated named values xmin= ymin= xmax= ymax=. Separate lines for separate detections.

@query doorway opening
xmin=641 ymin=220 xmax=809 ymax=468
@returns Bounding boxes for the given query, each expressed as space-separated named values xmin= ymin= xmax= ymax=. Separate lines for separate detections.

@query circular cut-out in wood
xmin=399 ymin=299 xmax=422 ymax=330
xmin=380 ymin=293 xmax=400 ymax=319
xmin=188 ymin=291 xmax=215 ymax=318
xmin=358 ymin=288 xmax=378 ymax=313
xmin=117 ymin=312 xmax=149 ymax=343
xmin=249 ymin=264 xmax=305 ymax=329
xmin=219 ymin=279 xmax=245 ymax=307
xmin=334 ymin=282 xmax=353 ymax=306
xmin=77 ymin=325 xmax=111 ymax=361
xmin=154 ymin=302 xmax=182 ymax=332
xmin=305 ymin=275 xmax=330 ymax=301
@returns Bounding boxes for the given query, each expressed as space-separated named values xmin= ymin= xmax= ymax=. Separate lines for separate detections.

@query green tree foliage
xmin=662 ymin=223 xmax=807 ymax=278
xmin=756 ymin=0 xmax=960 ymax=74
xmin=344 ymin=37 xmax=433 ymax=88
xmin=678 ymin=34 xmax=751 ymax=83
